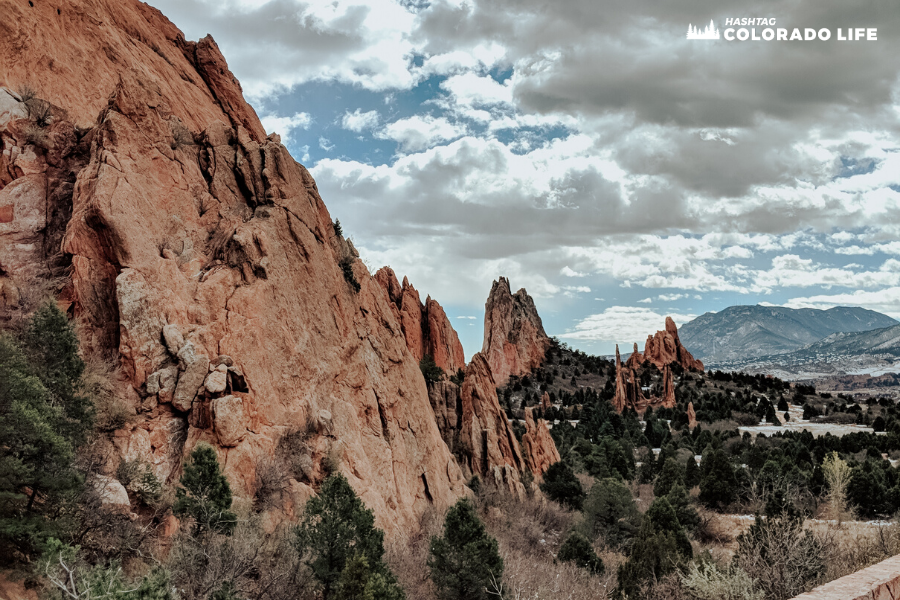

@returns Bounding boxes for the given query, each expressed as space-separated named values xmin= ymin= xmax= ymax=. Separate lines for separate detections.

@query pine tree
xmin=334 ymin=553 xmax=405 ymax=600
xmin=653 ymin=457 xmax=684 ymax=497
xmin=173 ymin=443 xmax=236 ymax=535
xmin=666 ymin=483 xmax=700 ymax=532
xmin=685 ymin=453 xmax=701 ymax=488
xmin=295 ymin=473 xmax=400 ymax=600
xmin=539 ymin=462 xmax=585 ymax=510
xmin=25 ymin=302 xmax=93 ymax=443
xmin=557 ymin=531 xmax=604 ymax=574
xmin=428 ymin=499 xmax=503 ymax=600
xmin=582 ymin=477 xmax=640 ymax=548
xmin=699 ymin=448 xmax=737 ymax=509
xmin=616 ymin=497 xmax=692 ymax=598
xmin=0 ymin=305 xmax=93 ymax=560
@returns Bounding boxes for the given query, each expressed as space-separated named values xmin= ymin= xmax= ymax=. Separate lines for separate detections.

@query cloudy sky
xmin=148 ymin=0 xmax=900 ymax=357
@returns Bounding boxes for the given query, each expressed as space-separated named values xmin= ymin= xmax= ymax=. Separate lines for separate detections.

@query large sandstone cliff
xmin=0 ymin=0 xmax=466 ymax=537
xmin=482 ymin=277 xmax=551 ymax=386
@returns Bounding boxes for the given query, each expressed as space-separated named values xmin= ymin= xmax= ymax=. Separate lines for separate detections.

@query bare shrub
xmin=254 ymin=455 xmax=288 ymax=511
xmin=16 ymin=84 xmax=37 ymax=104
xmin=638 ymin=572 xmax=687 ymax=600
xmin=816 ymin=521 xmax=900 ymax=583
xmin=477 ymin=484 xmax=575 ymax=557
xmin=735 ymin=514 xmax=824 ymax=600
xmin=82 ymin=353 xmax=133 ymax=432
xmin=681 ymin=560 xmax=764 ymax=600
xmin=695 ymin=508 xmax=734 ymax=544
xmin=822 ymin=451 xmax=854 ymax=524
xmin=496 ymin=548 xmax=614 ymax=600
xmin=385 ymin=508 xmax=442 ymax=600
xmin=167 ymin=518 xmax=315 ymax=600
xmin=169 ymin=117 xmax=195 ymax=149
xmin=73 ymin=484 xmax=161 ymax=566
xmin=25 ymin=123 xmax=48 ymax=148
xmin=25 ymin=96 xmax=53 ymax=127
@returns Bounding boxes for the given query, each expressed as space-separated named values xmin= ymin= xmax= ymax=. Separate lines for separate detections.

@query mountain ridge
xmin=678 ymin=304 xmax=897 ymax=362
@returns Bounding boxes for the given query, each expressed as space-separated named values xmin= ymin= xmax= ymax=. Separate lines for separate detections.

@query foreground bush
xmin=174 ymin=443 xmax=237 ymax=535
xmin=295 ymin=473 xmax=403 ymax=600
xmin=557 ymin=531 xmax=604 ymax=574
xmin=428 ymin=498 xmax=503 ymax=600
xmin=0 ymin=303 xmax=92 ymax=562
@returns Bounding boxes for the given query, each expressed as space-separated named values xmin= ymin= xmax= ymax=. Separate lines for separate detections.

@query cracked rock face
xmin=0 ymin=0 xmax=466 ymax=538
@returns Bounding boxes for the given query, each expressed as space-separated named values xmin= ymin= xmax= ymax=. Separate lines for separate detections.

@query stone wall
xmin=791 ymin=554 xmax=900 ymax=600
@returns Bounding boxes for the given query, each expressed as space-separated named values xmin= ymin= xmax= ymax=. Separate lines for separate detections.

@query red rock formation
xmin=0 ymin=0 xmax=264 ymax=142
xmin=459 ymin=354 xmax=526 ymax=492
xmin=687 ymin=401 xmax=697 ymax=429
xmin=482 ymin=277 xmax=551 ymax=386
xmin=613 ymin=344 xmax=646 ymax=412
xmin=541 ymin=391 xmax=552 ymax=411
xmin=0 ymin=0 xmax=468 ymax=537
xmin=643 ymin=317 xmax=704 ymax=372
xmin=427 ymin=358 xmax=558 ymax=487
xmin=613 ymin=343 xmax=676 ymax=413
xmin=611 ymin=318 xmax=701 ymax=414
xmin=624 ymin=342 xmax=643 ymax=370
xmin=660 ymin=365 xmax=676 ymax=409
xmin=374 ymin=267 xmax=466 ymax=374
xmin=521 ymin=407 xmax=561 ymax=479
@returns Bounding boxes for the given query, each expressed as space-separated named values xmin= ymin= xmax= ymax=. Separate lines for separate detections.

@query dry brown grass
xmin=814 ymin=521 xmax=900 ymax=583
xmin=386 ymin=487 xmax=621 ymax=600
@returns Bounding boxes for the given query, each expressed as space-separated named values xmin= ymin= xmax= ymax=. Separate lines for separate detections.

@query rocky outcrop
xmin=612 ymin=317 xmax=699 ymax=414
xmin=452 ymin=353 xmax=526 ymax=496
xmin=482 ymin=277 xmax=551 ymax=386
xmin=613 ymin=344 xmax=676 ymax=413
xmin=521 ymin=407 xmax=560 ymax=479
xmin=0 ymin=0 xmax=468 ymax=538
xmin=374 ymin=267 xmax=466 ymax=374
xmin=687 ymin=401 xmax=697 ymax=429
xmin=624 ymin=342 xmax=643 ymax=370
xmin=613 ymin=344 xmax=644 ymax=412
xmin=427 ymin=354 xmax=559 ymax=487
xmin=541 ymin=391 xmax=552 ymax=411
xmin=643 ymin=317 xmax=704 ymax=372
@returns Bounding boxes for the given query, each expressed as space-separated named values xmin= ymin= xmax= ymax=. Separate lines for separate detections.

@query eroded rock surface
xmin=482 ymin=277 xmax=551 ymax=386
xmin=644 ymin=317 xmax=704 ymax=372
xmin=521 ymin=407 xmax=561 ymax=479
xmin=0 ymin=0 xmax=467 ymax=538
xmin=374 ymin=267 xmax=466 ymax=374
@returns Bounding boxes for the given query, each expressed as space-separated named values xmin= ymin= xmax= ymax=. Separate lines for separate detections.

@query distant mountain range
xmin=678 ymin=305 xmax=898 ymax=364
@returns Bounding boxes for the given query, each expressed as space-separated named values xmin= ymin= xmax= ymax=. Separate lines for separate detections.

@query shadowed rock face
xmin=0 ymin=0 xmax=466 ymax=538
xmin=482 ymin=277 xmax=551 ymax=386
